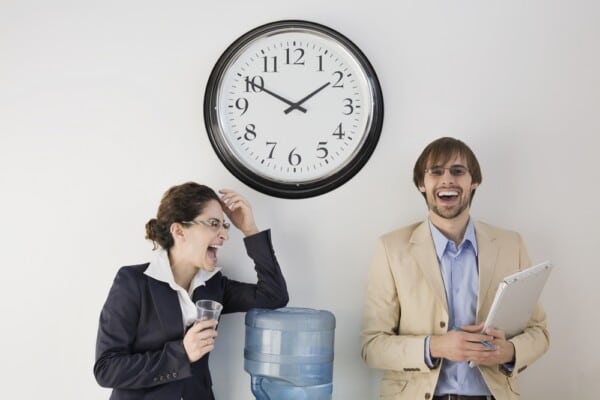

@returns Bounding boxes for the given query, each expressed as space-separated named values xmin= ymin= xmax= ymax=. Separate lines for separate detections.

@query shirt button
xmin=425 ymin=393 xmax=431 ymax=399
xmin=440 ymin=321 xmax=446 ymax=328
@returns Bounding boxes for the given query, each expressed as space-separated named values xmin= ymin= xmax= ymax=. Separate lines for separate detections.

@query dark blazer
xmin=94 ymin=230 xmax=288 ymax=400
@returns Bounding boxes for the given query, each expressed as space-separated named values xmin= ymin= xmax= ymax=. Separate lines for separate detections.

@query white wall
xmin=1 ymin=0 xmax=599 ymax=398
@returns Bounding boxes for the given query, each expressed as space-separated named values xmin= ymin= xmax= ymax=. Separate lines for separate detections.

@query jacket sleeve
xmin=361 ymin=237 xmax=431 ymax=372
xmin=93 ymin=267 xmax=192 ymax=389
xmin=221 ymin=229 xmax=289 ymax=313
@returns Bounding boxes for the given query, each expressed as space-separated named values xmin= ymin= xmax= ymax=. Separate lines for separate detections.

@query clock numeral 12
xmin=285 ymin=48 xmax=305 ymax=65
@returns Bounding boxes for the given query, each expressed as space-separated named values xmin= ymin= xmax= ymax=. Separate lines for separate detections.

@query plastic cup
xmin=196 ymin=299 xmax=223 ymax=322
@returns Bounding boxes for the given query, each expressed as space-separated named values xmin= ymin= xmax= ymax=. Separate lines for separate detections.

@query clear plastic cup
xmin=195 ymin=299 xmax=223 ymax=322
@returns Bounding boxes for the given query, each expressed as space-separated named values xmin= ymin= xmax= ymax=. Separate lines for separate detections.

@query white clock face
xmin=205 ymin=21 xmax=383 ymax=198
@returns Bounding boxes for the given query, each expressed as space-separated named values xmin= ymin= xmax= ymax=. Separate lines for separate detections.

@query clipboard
xmin=482 ymin=260 xmax=553 ymax=338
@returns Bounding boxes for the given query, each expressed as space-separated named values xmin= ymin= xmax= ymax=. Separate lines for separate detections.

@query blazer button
xmin=439 ymin=321 xmax=446 ymax=328
xmin=425 ymin=393 xmax=431 ymax=399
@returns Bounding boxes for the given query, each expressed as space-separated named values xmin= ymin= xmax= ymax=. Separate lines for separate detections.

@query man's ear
xmin=418 ymin=184 xmax=426 ymax=193
xmin=471 ymin=182 xmax=480 ymax=190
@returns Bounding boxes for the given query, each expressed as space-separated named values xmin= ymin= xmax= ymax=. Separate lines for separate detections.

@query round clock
xmin=204 ymin=20 xmax=384 ymax=199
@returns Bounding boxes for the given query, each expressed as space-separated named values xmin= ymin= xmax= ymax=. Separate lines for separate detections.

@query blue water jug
xmin=244 ymin=307 xmax=336 ymax=400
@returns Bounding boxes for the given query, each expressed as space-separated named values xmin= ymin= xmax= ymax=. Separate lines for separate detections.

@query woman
xmin=94 ymin=182 xmax=289 ymax=399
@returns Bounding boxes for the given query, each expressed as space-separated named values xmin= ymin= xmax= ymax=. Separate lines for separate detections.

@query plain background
xmin=1 ymin=0 xmax=599 ymax=398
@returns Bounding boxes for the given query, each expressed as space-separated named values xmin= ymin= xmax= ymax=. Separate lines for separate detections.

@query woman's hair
xmin=413 ymin=137 xmax=482 ymax=199
xmin=145 ymin=182 xmax=220 ymax=250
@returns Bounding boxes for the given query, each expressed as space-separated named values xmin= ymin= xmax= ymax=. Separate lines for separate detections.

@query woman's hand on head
xmin=183 ymin=320 xmax=218 ymax=363
xmin=219 ymin=189 xmax=259 ymax=237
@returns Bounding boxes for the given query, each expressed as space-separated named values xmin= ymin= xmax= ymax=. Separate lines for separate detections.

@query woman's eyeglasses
xmin=181 ymin=218 xmax=231 ymax=231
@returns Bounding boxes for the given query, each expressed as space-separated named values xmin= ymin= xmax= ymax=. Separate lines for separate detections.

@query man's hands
xmin=429 ymin=323 xmax=515 ymax=366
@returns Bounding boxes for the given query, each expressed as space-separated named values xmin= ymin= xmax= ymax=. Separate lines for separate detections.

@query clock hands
xmin=284 ymin=82 xmax=331 ymax=114
xmin=247 ymin=80 xmax=308 ymax=113
xmin=248 ymin=80 xmax=332 ymax=115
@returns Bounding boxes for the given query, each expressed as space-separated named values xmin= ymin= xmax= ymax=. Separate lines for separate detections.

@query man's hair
xmin=412 ymin=137 xmax=482 ymax=199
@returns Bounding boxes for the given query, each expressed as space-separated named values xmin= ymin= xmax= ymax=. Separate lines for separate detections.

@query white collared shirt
xmin=144 ymin=249 xmax=222 ymax=330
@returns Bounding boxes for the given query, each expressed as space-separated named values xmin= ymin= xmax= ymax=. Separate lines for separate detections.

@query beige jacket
xmin=361 ymin=221 xmax=549 ymax=400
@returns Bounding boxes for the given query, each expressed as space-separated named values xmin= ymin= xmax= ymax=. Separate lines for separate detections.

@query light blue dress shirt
xmin=425 ymin=218 xmax=491 ymax=396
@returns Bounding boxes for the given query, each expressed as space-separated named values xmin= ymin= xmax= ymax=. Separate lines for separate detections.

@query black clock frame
xmin=204 ymin=20 xmax=384 ymax=199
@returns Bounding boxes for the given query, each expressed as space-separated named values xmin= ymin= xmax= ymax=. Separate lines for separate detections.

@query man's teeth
xmin=438 ymin=191 xmax=458 ymax=197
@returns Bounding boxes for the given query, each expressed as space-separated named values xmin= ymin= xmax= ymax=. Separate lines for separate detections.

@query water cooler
xmin=244 ymin=307 xmax=336 ymax=400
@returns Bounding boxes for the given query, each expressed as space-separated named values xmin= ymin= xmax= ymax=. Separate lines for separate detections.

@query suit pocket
xmin=380 ymin=379 xmax=408 ymax=399
xmin=506 ymin=375 xmax=520 ymax=396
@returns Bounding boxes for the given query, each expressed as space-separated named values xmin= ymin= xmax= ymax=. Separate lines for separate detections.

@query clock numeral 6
xmin=288 ymin=148 xmax=302 ymax=166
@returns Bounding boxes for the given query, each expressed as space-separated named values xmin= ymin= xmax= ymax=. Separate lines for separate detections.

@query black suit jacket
xmin=94 ymin=230 xmax=288 ymax=400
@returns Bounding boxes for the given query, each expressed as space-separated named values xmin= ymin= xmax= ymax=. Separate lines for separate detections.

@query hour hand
xmin=284 ymin=82 xmax=331 ymax=114
xmin=248 ymin=80 xmax=307 ymax=113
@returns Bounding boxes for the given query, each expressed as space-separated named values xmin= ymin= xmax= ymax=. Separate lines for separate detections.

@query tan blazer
xmin=361 ymin=220 xmax=549 ymax=400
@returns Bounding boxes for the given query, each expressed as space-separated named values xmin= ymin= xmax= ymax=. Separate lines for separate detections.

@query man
xmin=361 ymin=137 xmax=549 ymax=400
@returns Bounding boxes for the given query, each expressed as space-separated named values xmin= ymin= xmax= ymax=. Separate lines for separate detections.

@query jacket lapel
xmin=148 ymin=278 xmax=184 ymax=338
xmin=409 ymin=221 xmax=449 ymax=314
xmin=474 ymin=221 xmax=500 ymax=317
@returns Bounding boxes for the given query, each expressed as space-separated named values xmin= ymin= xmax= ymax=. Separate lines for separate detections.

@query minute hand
xmin=249 ymin=81 xmax=307 ymax=113
xmin=284 ymin=82 xmax=331 ymax=114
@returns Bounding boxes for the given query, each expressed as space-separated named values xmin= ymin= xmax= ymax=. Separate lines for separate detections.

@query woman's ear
xmin=170 ymin=222 xmax=185 ymax=242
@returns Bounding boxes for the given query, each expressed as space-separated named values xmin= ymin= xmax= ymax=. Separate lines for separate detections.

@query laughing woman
xmin=94 ymin=182 xmax=288 ymax=400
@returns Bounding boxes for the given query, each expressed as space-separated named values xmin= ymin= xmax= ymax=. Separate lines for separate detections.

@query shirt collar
xmin=144 ymin=248 xmax=222 ymax=296
xmin=429 ymin=217 xmax=478 ymax=259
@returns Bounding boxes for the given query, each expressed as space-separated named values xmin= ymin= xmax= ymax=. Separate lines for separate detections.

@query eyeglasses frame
xmin=424 ymin=165 xmax=470 ymax=177
xmin=180 ymin=218 xmax=231 ymax=231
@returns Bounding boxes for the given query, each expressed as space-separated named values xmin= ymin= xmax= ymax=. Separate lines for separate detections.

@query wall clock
xmin=204 ymin=20 xmax=384 ymax=199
